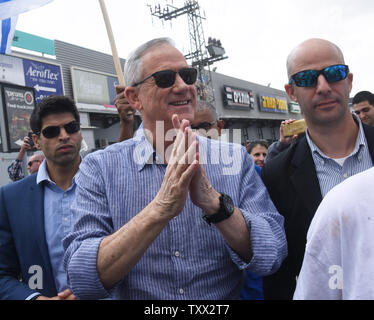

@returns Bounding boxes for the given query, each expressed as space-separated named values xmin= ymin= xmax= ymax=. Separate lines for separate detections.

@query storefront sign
xmin=0 ymin=55 xmax=24 ymax=84
xmin=1 ymin=83 xmax=36 ymax=152
xmin=106 ymin=76 xmax=119 ymax=106
xmin=223 ymin=85 xmax=254 ymax=109
xmin=71 ymin=67 xmax=118 ymax=113
xmin=23 ymin=59 xmax=64 ymax=104
xmin=0 ymin=54 xmax=64 ymax=104
xmin=289 ymin=102 xmax=301 ymax=114
xmin=258 ymin=93 xmax=288 ymax=114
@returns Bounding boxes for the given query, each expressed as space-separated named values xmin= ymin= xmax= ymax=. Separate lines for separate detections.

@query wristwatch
xmin=202 ymin=193 xmax=235 ymax=225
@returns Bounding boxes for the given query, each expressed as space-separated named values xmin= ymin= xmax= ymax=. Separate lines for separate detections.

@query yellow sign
xmin=260 ymin=95 xmax=288 ymax=113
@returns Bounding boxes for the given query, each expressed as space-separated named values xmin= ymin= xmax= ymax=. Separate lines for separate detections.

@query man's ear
xmin=347 ymin=72 xmax=353 ymax=94
xmin=125 ymin=86 xmax=142 ymax=112
xmin=285 ymin=83 xmax=298 ymax=102
xmin=33 ymin=134 xmax=42 ymax=150
xmin=217 ymin=119 xmax=224 ymax=136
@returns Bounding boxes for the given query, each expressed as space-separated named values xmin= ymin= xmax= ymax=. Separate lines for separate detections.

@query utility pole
xmin=148 ymin=0 xmax=228 ymax=103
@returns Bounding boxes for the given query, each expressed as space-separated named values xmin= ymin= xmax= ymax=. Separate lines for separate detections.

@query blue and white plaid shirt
xmin=63 ymin=125 xmax=287 ymax=300
xmin=7 ymin=159 xmax=24 ymax=182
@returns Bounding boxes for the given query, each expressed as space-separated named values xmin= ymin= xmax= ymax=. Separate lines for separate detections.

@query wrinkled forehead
xmin=287 ymin=40 xmax=345 ymax=77
xmin=141 ymin=44 xmax=189 ymax=74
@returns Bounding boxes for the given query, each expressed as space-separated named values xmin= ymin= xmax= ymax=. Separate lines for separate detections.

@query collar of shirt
xmin=132 ymin=124 xmax=165 ymax=171
xmin=306 ymin=113 xmax=366 ymax=162
xmin=36 ymin=159 xmax=52 ymax=185
xmin=36 ymin=158 xmax=77 ymax=190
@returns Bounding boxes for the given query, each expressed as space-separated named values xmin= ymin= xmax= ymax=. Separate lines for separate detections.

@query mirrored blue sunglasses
xmin=289 ymin=64 xmax=349 ymax=87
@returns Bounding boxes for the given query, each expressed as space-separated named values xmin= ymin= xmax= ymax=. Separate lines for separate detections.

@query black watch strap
xmin=202 ymin=193 xmax=234 ymax=225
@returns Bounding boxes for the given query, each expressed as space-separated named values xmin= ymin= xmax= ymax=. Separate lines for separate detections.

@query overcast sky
xmin=15 ymin=0 xmax=374 ymax=96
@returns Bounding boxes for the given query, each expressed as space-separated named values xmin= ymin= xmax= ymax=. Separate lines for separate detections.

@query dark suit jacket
xmin=261 ymin=123 xmax=374 ymax=300
xmin=0 ymin=174 xmax=57 ymax=300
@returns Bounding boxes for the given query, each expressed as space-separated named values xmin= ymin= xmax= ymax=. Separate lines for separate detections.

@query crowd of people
xmin=1 ymin=35 xmax=374 ymax=300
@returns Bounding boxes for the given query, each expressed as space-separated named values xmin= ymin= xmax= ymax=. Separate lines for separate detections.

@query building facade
xmin=211 ymin=72 xmax=302 ymax=144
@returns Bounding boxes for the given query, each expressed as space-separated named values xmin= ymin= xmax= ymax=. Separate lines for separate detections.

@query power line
xmin=148 ymin=0 xmax=228 ymax=103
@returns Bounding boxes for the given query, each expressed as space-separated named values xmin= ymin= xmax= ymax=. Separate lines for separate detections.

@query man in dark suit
xmin=261 ymin=38 xmax=374 ymax=300
xmin=0 ymin=96 xmax=82 ymax=300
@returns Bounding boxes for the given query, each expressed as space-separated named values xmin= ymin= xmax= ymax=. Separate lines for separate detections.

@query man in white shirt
xmin=294 ymin=167 xmax=374 ymax=299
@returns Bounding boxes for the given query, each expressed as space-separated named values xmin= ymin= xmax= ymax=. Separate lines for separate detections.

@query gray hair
xmin=28 ymin=152 xmax=45 ymax=162
xmin=196 ymin=100 xmax=218 ymax=122
xmin=123 ymin=37 xmax=175 ymax=87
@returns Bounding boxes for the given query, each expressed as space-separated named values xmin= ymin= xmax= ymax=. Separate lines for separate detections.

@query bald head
xmin=284 ymin=38 xmax=353 ymax=129
xmin=286 ymin=38 xmax=345 ymax=78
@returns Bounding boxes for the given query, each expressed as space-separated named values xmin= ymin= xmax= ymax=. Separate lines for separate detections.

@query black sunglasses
xmin=133 ymin=67 xmax=197 ymax=88
xmin=28 ymin=160 xmax=41 ymax=167
xmin=191 ymin=121 xmax=216 ymax=130
xmin=39 ymin=121 xmax=80 ymax=139
xmin=289 ymin=64 xmax=349 ymax=87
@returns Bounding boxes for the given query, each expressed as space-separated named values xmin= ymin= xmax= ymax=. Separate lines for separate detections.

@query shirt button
xmin=174 ymin=251 xmax=180 ymax=257
xmin=179 ymin=288 xmax=184 ymax=295
xmin=64 ymin=193 xmax=67 ymax=198
xmin=343 ymin=173 xmax=348 ymax=178
xmin=64 ymin=218 xmax=68 ymax=222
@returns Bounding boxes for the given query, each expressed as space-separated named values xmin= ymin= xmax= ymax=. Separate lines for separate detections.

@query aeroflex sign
xmin=23 ymin=59 xmax=63 ymax=103
xmin=0 ymin=54 xmax=63 ymax=104
xmin=25 ymin=65 xmax=59 ymax=80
